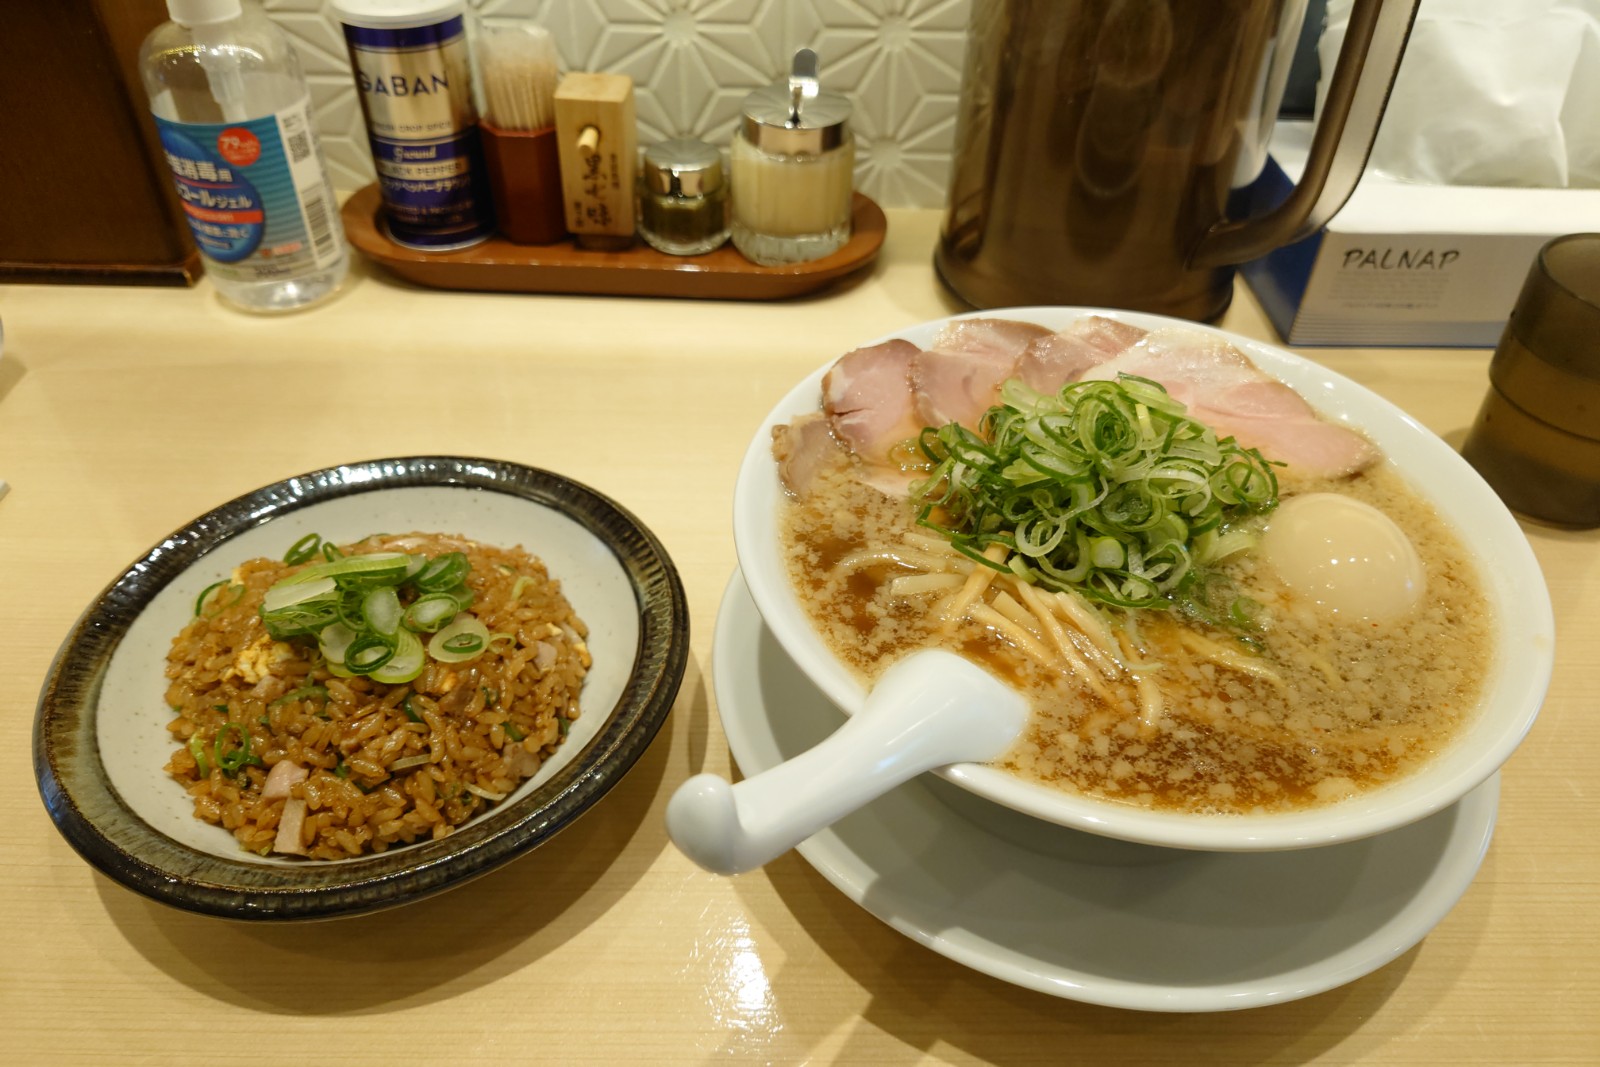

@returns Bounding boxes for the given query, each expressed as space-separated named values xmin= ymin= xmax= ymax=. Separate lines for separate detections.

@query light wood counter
xmin=1 ymin=212 xmax=1595 ymax=1064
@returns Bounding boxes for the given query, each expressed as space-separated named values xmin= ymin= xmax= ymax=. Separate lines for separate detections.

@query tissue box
xmin=1240 ymin=123 xmax=1600 ymax=347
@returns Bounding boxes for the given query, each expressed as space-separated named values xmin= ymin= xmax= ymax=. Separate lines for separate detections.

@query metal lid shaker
xmin=639 ymin=138 xmax=729 ymax=256
xmin=729 ymin=49 xmax=855 ymax=266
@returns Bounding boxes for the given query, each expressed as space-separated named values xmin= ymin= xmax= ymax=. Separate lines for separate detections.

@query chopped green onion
xmin=276 ymin=552 xmax=411 ymax=588
xmin=482 ymin=686 xmax=498 ymax=708
xmin=331 ymin=555 xmax=413 ymax=588
xmin=1177 ymin=569 xmax=1264 ymax=631
xmin=318 ymin=621 xmax=358 ymax=668
xmin=343 ymin=633 xmax=397 ymax=675
xmin=213 ymin=723 xmax=261 ymax=777
xmin=370 ymin=629 xmax=425 ymax=684
xmin=193 ymin=581 xmax=226 ymax=618
xmin=262 ymin=605 xmax=339 ymax=639
xmin=362 ymin=586 xmax=402 ymax=637
xmin=283 ymin=533 xmax=322 ymax=565
xmin=428 ymin=614 xmax=490 ymax=663
xmin=262 ymin=575 xmax=336 ymax=615
xmin=402 ymin=694 xmax=424 ymax=723
xmin=269 ymin=685 xmax=328 ymax=707
xmin=402 ymin=593 xmax=459 ymax=633
xmin=558 ymin=717 xmax=571 ymax=736
xmin=912 ymin=376 xmax=1278 ymax=618
xmin=389 ymin=754 xmax=431 ymax=771
xmin=189 ymin=735 xmax=211 ymax=777
xmin=510 ymin=576 xmax=534 ymax=601
xmin=334 ymin=587 xmax=367 ymax=631
xmin=412 ymin=552 xmax=468 ymax=594
xmin=503 ymin=721 xmax=524 ymax=742
xmin=334 ymin=761 xmax=349 ymax=779
xmin=256 ymin=545 xmax=493 ymax=678
xmin=463 ymin=782 xmax=507 ymax=802
xmin=263 ymin=605 xmax=341 ymax=639
xmin=193 ymin=580 xmax=244 ymax=618
xmin=1088 ymin=536 xmax=1125 ymax=569
xmin=1194 ymin=527 xmax=1258 ymax=566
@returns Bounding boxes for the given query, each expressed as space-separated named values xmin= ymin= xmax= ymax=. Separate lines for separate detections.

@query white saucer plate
xmin=712 ymin=571 xmax=1499 ymax=1013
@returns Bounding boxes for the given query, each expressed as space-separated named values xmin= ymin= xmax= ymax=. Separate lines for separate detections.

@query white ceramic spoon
xmin=666 ymin=649 xmax=1030 ymax=875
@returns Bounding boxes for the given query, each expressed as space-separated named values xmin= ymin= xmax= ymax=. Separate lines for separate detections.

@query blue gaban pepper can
xmin=333 ymin=0 xmax=494 ymax=250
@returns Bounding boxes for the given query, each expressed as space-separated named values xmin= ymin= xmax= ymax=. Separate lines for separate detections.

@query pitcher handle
xmin=1189 ymin=0 xmax=1420 ymax=270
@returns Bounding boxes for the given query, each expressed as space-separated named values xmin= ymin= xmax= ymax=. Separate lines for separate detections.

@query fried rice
xmin=162 ymin=533 xmax=590 ymax=860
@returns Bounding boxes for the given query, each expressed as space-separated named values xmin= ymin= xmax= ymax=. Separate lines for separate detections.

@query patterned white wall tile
xmin=265 ymin=0 xmax=971 ymax=208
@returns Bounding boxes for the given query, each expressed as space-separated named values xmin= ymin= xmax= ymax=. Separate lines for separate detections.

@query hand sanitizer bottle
xmin=140 ymin=0 xmax=348 ymax=312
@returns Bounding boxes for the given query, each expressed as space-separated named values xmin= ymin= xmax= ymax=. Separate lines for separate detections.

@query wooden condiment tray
xmin=340 ymin=184 xmax=886 ymax=300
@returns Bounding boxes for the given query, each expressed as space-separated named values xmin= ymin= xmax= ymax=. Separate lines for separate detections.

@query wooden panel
xmin=0 ymin=0 xmax=199 ymax=285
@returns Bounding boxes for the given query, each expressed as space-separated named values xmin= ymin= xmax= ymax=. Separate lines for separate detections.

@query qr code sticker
xmin=287 ymin=130 xmax=311 ymax=163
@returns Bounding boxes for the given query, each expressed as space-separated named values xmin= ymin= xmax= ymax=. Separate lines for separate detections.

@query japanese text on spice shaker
xmin=332 ymin=0 xmax=495 ymax=251
xmin=553 ymin=73 xmax=638 ymax=251
xmin=730 ymin=49 xmax=855 ymax=267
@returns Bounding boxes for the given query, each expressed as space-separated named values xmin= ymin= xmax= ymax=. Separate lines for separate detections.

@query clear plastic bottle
xmin=140 ymin=0 xmax=348 ymax=312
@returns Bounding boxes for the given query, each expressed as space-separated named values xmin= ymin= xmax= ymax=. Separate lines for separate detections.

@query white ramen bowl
xmin=732 ymin=307 xmax=1555 ymax=852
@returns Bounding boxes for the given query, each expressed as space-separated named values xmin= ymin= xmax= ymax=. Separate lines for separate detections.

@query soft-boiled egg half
xmin=1260 ymin=493 xmax=1424 ymax=622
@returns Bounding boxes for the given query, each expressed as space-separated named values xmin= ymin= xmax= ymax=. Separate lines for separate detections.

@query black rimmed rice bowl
xmin=34 ymin=457 xmax=688 ymax=920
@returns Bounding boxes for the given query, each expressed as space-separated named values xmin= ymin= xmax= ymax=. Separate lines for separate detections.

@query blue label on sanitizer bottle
xmin=154 ymin=98 xmax=342 ymax=282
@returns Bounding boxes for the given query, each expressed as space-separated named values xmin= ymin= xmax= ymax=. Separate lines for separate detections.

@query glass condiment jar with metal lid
xmin=730 ymin=48 xmax=855 ymax=266
xmin=638 ymin=138 xmax=729 ymax=256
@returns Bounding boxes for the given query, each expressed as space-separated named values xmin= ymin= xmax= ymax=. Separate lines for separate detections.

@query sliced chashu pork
xmin=794 ymin=316 xmax=1372 ymax=496
xmin=772 ymin=413 xmax=838 ymax=496
xmin=1077 ymin=328 xmax=1378 ymax=476
xmin=1016 ymin=315 xmax=1147 ymax=394
xmin=777 ymin=409 xmax=923 ymax=498
xmin=910 ymin=318 xmax=1053 ymax=431
xmin=822 ymin=338 xmax=923 ymax=464
xmin=803 ymin=338 xmax=927 ymax=497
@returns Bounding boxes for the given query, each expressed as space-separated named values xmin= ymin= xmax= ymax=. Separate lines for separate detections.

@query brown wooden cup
xmin=479 ymin=122 xmax=567 ymax=246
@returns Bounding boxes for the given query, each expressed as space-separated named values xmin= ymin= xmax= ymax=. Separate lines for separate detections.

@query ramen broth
xmin=779 ymin=453 xmax=1494 ymax=815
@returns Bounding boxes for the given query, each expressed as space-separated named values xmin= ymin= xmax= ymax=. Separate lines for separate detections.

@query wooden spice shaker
xmin=553 ymin=72 xmax=637 ymax=250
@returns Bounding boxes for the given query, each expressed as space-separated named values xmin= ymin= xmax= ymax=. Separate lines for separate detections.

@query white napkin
xmin=1319 ymin=0 xmax=1600 ymax=187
